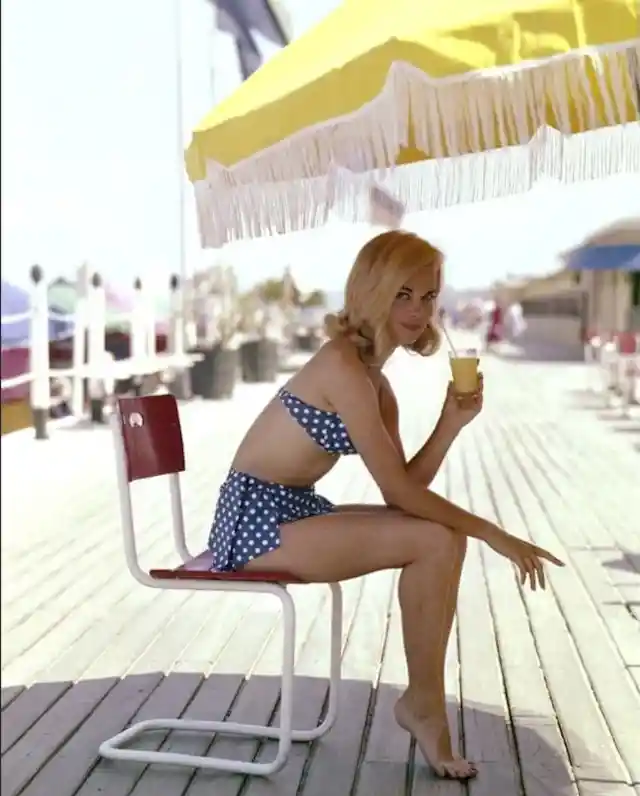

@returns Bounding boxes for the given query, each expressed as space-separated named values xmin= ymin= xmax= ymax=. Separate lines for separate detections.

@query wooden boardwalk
xmin=2 ymin=344 xmax=639 ymax=796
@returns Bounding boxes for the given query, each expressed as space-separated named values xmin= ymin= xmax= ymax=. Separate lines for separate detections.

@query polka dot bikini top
xmin=277 ymin=387 xmax=357 ymax=456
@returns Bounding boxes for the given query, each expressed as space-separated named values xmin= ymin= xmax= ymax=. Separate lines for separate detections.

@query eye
xmin=422 ymin=291 xmax=437 ymax=303
xmin=396 ymin=291 xmax=411 ymax=301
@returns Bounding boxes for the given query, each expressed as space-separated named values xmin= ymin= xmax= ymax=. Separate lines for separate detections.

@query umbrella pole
xmin=29 ymin=265 xmax=49 ymax=441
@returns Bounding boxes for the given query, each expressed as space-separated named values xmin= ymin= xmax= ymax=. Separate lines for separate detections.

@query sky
xmin=1 ymin=0 xmax=639 ymax=297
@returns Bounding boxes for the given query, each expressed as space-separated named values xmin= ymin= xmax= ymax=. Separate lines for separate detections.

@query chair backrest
xmin=116 ymin=394 xmax=185 ymax=482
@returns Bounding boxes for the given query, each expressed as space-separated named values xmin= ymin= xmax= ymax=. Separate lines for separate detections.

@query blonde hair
xmin=325 ymin=230 xmax=442 ymax=363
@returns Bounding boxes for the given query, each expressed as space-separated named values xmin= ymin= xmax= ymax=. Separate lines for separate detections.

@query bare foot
xmin=394 ymin=693 xmax=478 ymax=780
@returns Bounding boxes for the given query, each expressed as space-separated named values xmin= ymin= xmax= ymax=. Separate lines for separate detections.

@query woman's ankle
xmin=399 ymin=686 xmax=444 ymax=718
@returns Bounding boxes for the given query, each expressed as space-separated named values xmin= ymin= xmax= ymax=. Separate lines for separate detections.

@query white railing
xmin=584 ymin=331 xmax=640 ymax=417
xmin=1 ymin=268 xmax=194 ymax=439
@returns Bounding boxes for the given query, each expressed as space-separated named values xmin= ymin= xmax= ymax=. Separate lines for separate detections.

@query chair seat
xmin=149 ymin=551 xmax=304 ymax=584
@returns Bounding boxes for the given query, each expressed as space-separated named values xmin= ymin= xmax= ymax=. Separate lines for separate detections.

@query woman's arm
xmin=327 ymin=344 xmax=498 ymax=540
xmin=379 ymin=375 xmax=457 ymax=487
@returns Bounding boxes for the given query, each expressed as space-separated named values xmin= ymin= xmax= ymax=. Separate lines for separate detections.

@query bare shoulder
xmin=378 ymin=371 xmax=399 ymax=410
xmin=318 ymin=337 xmax=365 ymax=370
xmin=321 ymin=338 xmax=373 ymax=383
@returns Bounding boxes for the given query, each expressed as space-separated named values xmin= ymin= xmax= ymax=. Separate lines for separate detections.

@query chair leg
xmin=98 ymin=586 xmax=297 ymax=777
xmin=291 ymin=582 xmax=342 ymax=741
xmin=98 ymin=584 xmax=344 ymax=775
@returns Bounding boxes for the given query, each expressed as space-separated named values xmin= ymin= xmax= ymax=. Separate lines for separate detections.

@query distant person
xmin=485 ymin=302 xmax=504 ymax=349
xmin=207 ymin=230 xmax=563 ymax=781
xmin=506 ymin=301 xmax=526 ymax=340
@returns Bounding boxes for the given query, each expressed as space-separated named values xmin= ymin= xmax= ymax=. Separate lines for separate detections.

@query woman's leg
xmin=243 ymin=510 xmax=475 ymax=779
xmin=337 ymin=503 xmax=466 ymax=694
xmin=337 ymin=503 xmax=466 ymax=703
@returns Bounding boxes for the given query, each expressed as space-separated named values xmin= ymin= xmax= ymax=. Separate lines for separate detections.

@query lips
xmin=401 ymin=322 xmax=422 ymax=332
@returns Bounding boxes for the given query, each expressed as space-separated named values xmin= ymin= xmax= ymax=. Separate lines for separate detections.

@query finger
xmin=537 ymin=558 xmax=546 ymax=590
xmin=536 ymin=548 xmax=565 ymax=567
xmin=518 ymin=561 xmax=527 ymax=586
xmin=525 ymin=558 xmax=537 ymax=591
xmin=528 ymin=556 xmax=544 ymax=590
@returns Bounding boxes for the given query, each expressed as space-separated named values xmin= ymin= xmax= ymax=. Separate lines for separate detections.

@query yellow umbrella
xmin=186 ymin=0 xmax=639 ymax=245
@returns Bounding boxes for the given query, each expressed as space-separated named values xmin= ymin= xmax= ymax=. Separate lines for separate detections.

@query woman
xmin=208 ymin=230 xmax=563 ymax=781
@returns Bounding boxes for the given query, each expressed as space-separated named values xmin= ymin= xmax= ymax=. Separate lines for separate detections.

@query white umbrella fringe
xmin=192 ymin=40 xmax=640 ymax=247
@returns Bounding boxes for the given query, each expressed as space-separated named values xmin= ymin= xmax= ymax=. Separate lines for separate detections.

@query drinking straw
xmin=441 ymin=324 xmax=458 ymax=356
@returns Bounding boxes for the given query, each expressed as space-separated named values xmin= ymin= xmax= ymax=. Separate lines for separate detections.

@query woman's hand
xmin=439 ymin=374 xmax=484 ymax=431
xmin=484 ymin=527 xmax=565 ymax=590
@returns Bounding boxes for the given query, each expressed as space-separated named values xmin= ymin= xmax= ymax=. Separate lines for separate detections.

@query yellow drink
xmin=449 ymin=350 xmax=479 ymax=394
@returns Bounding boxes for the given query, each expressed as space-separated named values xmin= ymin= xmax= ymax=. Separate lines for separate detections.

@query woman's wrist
xmin=435 ymin=413 xmax=463 ymax=439
xmin=474 ymin=518 xmax=503 ymax=543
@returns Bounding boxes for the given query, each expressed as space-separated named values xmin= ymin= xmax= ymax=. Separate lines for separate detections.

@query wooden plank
xmin=240 ymin=577 xmax=364 ymax=796
xmin=301 ymin=570 xmax=396 ymax=796
xmin=497 ymin=416 xmax=640 ymax=786
xmin=468 ymin=424 xmax=579 ymax=796
xmin=522 ymin=416 xmax=638 ymax=555
xmin=1 ymin=676 xmax=119 ymax=796
xmin=2 ymin=471 xmax=220 ymax=686
xmin=1 ymin=548 xmax=171 ymax=685
xmin=410 ymin=469 xmax=465 ymax=796
xmin=480 ymin=417 xmax=635 ymax=793
xmin=128 ymin=592 xmax=229 ymax=675
xmin=18 ymin=673 xmax=167 ymax=796
xmin=81 ymin=591 xmax=195 ymax=680
xmin=87 ymin=592 xmax=261 ymax=791
xmin=127 ymin=608 xmax=279 ymax=796
xmin=170 ymin=593 xmax=256 ymax=674
xmin=448 ymin=443 xmax=522 ymax=796
xmin=39 ymin=581 xmax=174 ymax=683
xmin=72 ymin=673 xmax=204 ymax=796
xmin=186 ymin=582 xmax=328 ymax=796
xmin=350 ymin=572 xmax=406 ymax=796
xmin=510 ymin=422 xmax=640 ymax=669
xmin=1 ymin=681 xmax=71 ymax=754
xmin=1 ymin=685 xmax=24 ymax=710
xmin=84 ymin=591 xmax=270 ymax=796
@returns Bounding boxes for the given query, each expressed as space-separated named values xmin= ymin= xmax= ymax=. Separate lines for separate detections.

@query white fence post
xmin=169 ymin=274 xmax=185 ymax=358
xmin=146 ymin=284 xmax=156 ymax=359
xmin=71 ymin=263 xmax=89 ymax=418
xmin=131 ymin=277 xmax=147 ymax=363
xmin=29 ymin=265 xmax=50 ymax=440
xmin=87 ymin=271 xmax=107 ymax=423
xmin=169 ymin=274 xmax=191 ymax=400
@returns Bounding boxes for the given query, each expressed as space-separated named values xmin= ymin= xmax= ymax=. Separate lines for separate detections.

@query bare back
xmin=232 ymin=340 xmax=384 ymax=486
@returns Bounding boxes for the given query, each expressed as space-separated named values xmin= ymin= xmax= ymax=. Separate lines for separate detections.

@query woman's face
xmin=388 ymin=266 xmax=441 ymax=346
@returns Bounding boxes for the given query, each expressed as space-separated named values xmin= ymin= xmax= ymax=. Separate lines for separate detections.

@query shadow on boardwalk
xmin=2 ymin=672 xmax=581 ymax=796
xmin=3 ymin=347 xmax=639 ymax=796
xmin=490 ymin=340 xmax=585 ymax=364
xmin=602 ymin=550 xmax=640 ymax=576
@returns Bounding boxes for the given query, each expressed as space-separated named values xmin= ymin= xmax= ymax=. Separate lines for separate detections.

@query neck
xmin=371 ymin=343 xmax=397 ymax=369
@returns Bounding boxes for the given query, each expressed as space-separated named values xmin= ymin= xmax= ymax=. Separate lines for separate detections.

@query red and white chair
xmin=613 ymin=332 xmax=640 ymax=416
xmin=99 ymin=394 xmax=343 ymax=776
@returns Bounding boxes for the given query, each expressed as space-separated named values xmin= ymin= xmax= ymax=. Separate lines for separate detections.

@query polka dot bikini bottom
xmin=208 ymin=468 xmax=335 ymax=572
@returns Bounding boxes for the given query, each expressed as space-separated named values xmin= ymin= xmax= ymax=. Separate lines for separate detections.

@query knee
xmin=415 ymin=522 xmax=466 ymax=563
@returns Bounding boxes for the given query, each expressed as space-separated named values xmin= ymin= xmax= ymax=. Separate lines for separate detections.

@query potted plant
xmin=189 ymin=266 xmax=240 ymax=400
xmin=238 ymin=290 xmax=279 ymax=383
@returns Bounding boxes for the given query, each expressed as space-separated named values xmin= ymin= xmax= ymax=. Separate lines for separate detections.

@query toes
xmin=441 ymin=760 xmax=478 ymax=780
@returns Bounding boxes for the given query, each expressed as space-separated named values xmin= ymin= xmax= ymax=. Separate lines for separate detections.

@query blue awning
xmin=1 ymin=280 xmax=74 ymax=349
xmin=565 ymin=244 xmax=640 ymax=272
